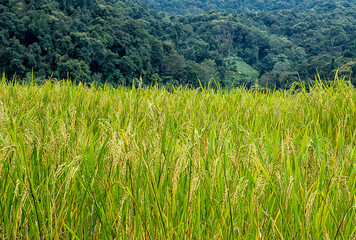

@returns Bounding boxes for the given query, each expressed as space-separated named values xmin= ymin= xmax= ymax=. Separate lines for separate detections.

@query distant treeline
xmin=0 ymin=0 xmax=355 ymax=88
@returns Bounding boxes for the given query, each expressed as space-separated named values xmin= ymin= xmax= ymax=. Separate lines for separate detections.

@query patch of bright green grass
xmin=225 ymin=57 xmax=259 ymax=85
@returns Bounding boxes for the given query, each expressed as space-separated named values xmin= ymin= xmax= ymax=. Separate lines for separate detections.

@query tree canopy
xmin=0 ymin=0 xmax=355 ymax=88
xmin=141 ymin=0 xmax=355 ymax=15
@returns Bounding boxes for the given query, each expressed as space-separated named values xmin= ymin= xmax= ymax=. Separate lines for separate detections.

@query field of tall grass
xmin=0 ymin=75 xmax=356 ymax=239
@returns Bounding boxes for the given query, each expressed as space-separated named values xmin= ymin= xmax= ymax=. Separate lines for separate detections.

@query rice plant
xmin=0 ymin=74 xmax=356 ymax=239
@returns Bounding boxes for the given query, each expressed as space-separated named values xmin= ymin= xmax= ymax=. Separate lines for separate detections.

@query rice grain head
xmin=305 ymin=190 xmax=318 ymax=230
xmin=0 ymin=100 xmax=6 ymax=126
xmin=286 ymin=176 xmax=294 ymax=200
xmin=63 ymin=156 xmax=82 ymax=200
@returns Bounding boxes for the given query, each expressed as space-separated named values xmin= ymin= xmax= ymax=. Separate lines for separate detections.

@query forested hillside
xmin=156 ymin=9 xmax=356 ymax=87
xmin=0 ymin=0 xmax=355 ymax=88
xmin=0 ymin=0 xmax=165 ymax=86
xmin=141 ymin=0 xmax=355 ymax=15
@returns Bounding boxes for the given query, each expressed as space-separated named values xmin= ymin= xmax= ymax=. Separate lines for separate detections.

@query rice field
xmin=0 ymin=75 xmax=356 ymax=239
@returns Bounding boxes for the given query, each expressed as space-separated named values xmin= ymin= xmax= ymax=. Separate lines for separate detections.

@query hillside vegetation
xmin=141 ymin=0 xmax=355 ymax=15
xmin=1 ymin=76 xmax=356 ymax=238
xmin=0 ymin=0 xmax=355 ymax=88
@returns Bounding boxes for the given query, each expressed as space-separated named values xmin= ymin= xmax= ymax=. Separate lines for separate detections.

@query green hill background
xmin=141 ymin=0 xmax=355 ymax=15
xmin=0 ymin=0 xmax=355 ymax=88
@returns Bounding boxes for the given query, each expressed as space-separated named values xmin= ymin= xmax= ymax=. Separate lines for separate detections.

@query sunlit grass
xmin=0 ymin=74 xmax=356 ymax=239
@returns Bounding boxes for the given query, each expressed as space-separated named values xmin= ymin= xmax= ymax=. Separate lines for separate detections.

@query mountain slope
xmin=0 ymin=0 xmax=355 ymax=88
xmin=0 ymin=0 xmax=165 ymax=85
xmin=140 ymin=0 xmax=355 ymax=15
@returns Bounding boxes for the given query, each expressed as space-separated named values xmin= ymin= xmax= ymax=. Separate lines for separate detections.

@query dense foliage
xmin=156 ymin=8 xmax=356 ymax=87
xmin=141 ymin=0 xmax=355 ymax=15
xmin=0 ymin=0 xmax=355 ymax=88
xmin=0 ymin=0 xmax=163 ymax=86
